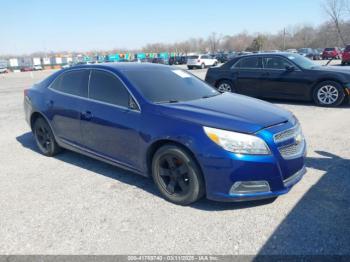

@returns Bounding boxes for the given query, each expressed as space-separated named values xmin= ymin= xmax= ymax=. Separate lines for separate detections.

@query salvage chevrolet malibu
xmin=24 ymin=63 xmax=306 ymax=205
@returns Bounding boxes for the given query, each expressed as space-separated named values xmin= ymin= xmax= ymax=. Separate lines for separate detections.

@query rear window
xmin=325 ymin=48 xmax=335 ymax=51
xmin=188 ymin=56 xmax=199 ymax=59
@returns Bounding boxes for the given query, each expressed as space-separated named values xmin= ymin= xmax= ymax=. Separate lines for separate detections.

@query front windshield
xmin=285 ymin=53 xmax=317 ymax=69
xmin=123 ymin=68 xmax=220 ymax=103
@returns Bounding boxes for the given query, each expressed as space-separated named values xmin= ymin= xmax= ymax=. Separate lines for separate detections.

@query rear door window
xmin=51 ymin=69 xmax=89 ymax=97
xmin=263 ymin=57 xmax=294 ymax=70
xmin=89 ymin=70 xmax=130 ymax=108
xmin=233 ymin=57 xmax=262 ymax=69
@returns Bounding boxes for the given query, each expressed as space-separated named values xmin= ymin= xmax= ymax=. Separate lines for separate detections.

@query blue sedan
xmin=24 ymin=63 xmax=306 ymax=205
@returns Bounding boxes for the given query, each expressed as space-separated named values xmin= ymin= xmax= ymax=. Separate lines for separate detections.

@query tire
xmin=201 ymin=63 xmax=205 ymax=69
xmin=213 ymin=61 xmax=218 ymax=66
xmin=313 ymin=81 xmax=345 ymax=107
xmin=216 ymin=80 xmax=235 ymax=93
xmin=33 ymin=117 xmax=61 ymax=156
xmin=151 ymin=145 xmax=205 ymax=205
xmin=187 ymin=66 xmax=193 ymax=70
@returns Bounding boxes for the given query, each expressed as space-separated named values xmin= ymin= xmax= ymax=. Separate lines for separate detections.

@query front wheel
xmin=151 ymin=145 xmax=205 ymax=205
xmin=33 ymin=117 xmax=61 ymax=156
xmin=313 ymin=81 xmax=345 ymax=107
xmin=187 ymin=66 xmax=193 ymax=70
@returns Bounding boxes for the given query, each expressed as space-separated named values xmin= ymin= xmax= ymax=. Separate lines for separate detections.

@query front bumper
xmin=197 ymin=121 xmax=307 ymax=202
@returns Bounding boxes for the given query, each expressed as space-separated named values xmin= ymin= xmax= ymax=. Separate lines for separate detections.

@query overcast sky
xmin=1 ymin=0 xmax=326 ymax=55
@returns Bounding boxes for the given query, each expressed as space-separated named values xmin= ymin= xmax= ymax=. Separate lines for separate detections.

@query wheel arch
xmin=30 ymin=111 xmax=46 ymax=130
xmin=146 ymin=139 xmax=206 ymax=189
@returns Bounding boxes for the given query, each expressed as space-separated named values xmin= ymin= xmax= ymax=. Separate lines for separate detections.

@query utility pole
xmin=283 ymin=28 xmax=286 ymax=50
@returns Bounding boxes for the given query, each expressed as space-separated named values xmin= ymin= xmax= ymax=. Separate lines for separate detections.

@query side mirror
xmin=286 ymin=65 xmax=295 ymax=72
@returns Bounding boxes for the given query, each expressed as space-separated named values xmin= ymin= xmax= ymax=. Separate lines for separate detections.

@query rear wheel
xmin=216 ymin=80 xmax=234 ymax=93
xmin=33 ymin=117 xmax=61 ymax=156
xmin=151 ymin=145 xmax=205 ymax=205
xmin=313 ymin=81 xmax=345 ymax=107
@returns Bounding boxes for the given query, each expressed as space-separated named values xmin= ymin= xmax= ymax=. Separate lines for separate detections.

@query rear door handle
xmin=81 ymin=111 xmax=93 ymax=121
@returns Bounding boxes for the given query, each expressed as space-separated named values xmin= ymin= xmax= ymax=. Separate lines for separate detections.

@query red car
xmin=20 ymin=67 xmax=33 ymax=72
xmin=341 ymin=45 xmax=350 ymax=65
xmin=322 ymin=47 xmax=342 ymax=60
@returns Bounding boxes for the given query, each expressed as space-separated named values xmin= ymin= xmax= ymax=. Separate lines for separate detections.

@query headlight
xmin=203 ymin=126 xmax=270 ymax=155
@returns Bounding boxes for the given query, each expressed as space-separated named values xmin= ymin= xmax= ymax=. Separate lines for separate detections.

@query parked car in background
xmin=24 ymin=63 xmax=306 ymax=205
xmin=33 ymin=65 xmax=43 ymax=70
xmin=322 ymin=47 xmax=342 ymax=60
xmin=21 ymin=67 xmax=33 ymax=72
xmin=214 ymin=53 xmax=229 ymax=63
xmin=341 ymin=45 xmax=350 ymax=65
xmin=298 ymin=48 xmax=320 ymax=60
xmin=168 ymin=56 xmax=187 ymax=65
xmin=286 ymin=49 xmax=298 ymax=53
xmin=152 ymin=57 xmax=169 ymax=65
xmin=205 ymin=53 xmax=350 ymax=107
xmin=227 ymin=52 xmax=238 ymax=60
xmin=0 ymin=67 xmax=8 ymax=74
xmin=187 ymin=54 xmax=218 ymax=69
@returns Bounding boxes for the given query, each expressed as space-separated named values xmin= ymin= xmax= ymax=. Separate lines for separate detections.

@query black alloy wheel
xmin=152 ymin=145 xmax=205 ymax=205
xmin=33 ymin=117 xmax=61 ymax=156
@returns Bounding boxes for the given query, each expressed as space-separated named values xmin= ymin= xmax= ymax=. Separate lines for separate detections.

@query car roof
xmin=69 ymin=62 xmax=169 ymax=72
xmin=236 ymin=52 xmax=298 ymax=58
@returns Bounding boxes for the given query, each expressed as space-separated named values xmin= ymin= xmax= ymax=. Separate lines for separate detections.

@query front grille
xmin=279 ymin=141 xmax=305 ymax=159
xmin=274 ymin=124 xmax=306 ymax=159
xmin=273 ymin=124 xmax=300 ymax=143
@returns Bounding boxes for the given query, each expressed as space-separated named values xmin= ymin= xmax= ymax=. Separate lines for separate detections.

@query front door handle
xmin=81 ymin=111 xmax=93 ymax=121
xmin=46 ymin=100 xmax=54 ymax=107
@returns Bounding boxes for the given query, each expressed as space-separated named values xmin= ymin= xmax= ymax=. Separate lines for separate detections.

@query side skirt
xmin=57 ymin=138 xmax=148 ymax=178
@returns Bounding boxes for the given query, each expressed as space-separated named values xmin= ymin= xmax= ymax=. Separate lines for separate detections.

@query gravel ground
xmin=0 ymin=65 xmax=349 ymax=255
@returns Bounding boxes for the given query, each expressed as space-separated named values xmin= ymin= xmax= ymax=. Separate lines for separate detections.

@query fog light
xmin=229 ymin=181 xmax=270 ymax=194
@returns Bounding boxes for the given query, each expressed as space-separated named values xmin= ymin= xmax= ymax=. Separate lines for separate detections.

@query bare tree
xmin=207 ymin=32 xmax=221 ymax=53
xmin=324 ymin=0 xmax=347 ymax=46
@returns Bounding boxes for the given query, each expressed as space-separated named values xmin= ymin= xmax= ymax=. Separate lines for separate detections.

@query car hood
xmin=312 ymin=66 xmax=350 ymax=74
xmin=156 ymin=93 xmax=295 ymax=134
